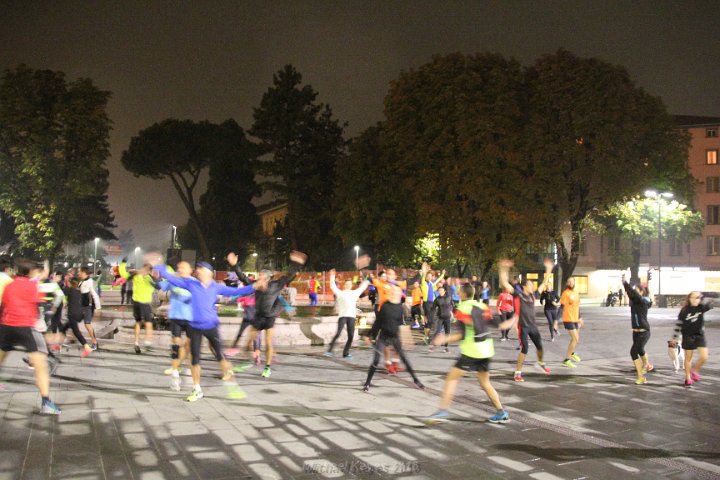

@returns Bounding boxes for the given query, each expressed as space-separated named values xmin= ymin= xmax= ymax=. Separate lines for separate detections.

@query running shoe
xmin=186 ymin=388 xmax=204 ymax=402
xmin=571 ymin=353 xmax=582 ymax=362
xmin=91 ymin=343 xmax=98 ymax=351
xmin=50 ymin=344 xmax=62 ymax=352
xmin=684 ymin=379 xmax=693 ymax=387
xmin=421 ymin=410 xmax=449 ymax=425
xmin=233 ymin=362 xmax=253 ymax=373
xmin=170 ymin=374 xmax=181 ymax=392
xmin=423 ymin=336 xmax=430 ymax=345
xmin=513 ymin=371 xmax=524 ymax=382
xmin=428 ymin=346 xmax=434 ymax=353
xmin=643 ymin=364 xmax=654 ymax=373
xmin=535 ymin=362 xmax=551 ymax=374
xmin=22 ymin=357 xmax=34 ymax=370
xmin=224 ymin=348 xmax=240 ymax=357
xmin=562 ymin=359 xmax=576 ymax=368
xmin=362 ymin=384 xmax=370 ymax=392
xmin=143 ymin=342 xmax=153 ymax=352
xmin=221 ymin=370 xmax=235 ymax=382
xmin=261 ymin=366 xmax=272 ymax=378
xmin=80 ymin=348 xmax=91 ymax=358
xmin=443 ymin=348 xmax=449 ymax=353
xmin=134 ymin=344 xmax=141 ymax=354
xmin=635 ymin=377 xmax=647 ymax=385
xmin=550 ymin=336 xmax=555 ymax=342
xmin=691 ymin=371 xmax=701 ymax=382
xmin=226 ymin=385 xmax=247 ymax=400
xmin=414 ymin=380 xmax=425 ymax=390
xmin=40 ymin=400 xmax=62 ymax=415
xmin=488 ymin=410 xmax=509 ymax=424
xmin=163 ymin=367 xmax=175 ymax=375
xmin=499 ymin=337 xmax=507 ymax=342
xmin=254 ymin=355 xmax=262 ymax=366
xmin=322 ymin=351 xmax=333 ymax=357
xmin=386 ymin=364 xmax=396 ymax=375
xmin=343 ymin=354 xmax=353 ymax=359
xmin=411 ymin=323 xmax=421 ymax=330
xmin=394 ymin=364 xmax=405 ymax=373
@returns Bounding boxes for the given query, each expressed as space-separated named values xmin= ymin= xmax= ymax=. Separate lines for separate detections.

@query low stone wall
xmin=97 ymin=309 xmax=374 ymax=348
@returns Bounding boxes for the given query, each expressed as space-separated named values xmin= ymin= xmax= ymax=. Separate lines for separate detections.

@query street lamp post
xmin=354 ymin=245 xmax=360 ymax=274
xmin=93 ymin=237 xmax=99 ymax=274
xmin=172 ymin=225 xmax=177 ymax=249
xmin=645 ymin=190 xmax=673 ymax=304
xmin=134 ymin=246 xmax=141 ymax=268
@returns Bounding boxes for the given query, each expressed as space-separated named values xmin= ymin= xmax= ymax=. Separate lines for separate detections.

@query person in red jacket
xmin=496 ymin=289 xmax=514 ymax=341
xmin=0 ymin=258 xmax=61 ymax=414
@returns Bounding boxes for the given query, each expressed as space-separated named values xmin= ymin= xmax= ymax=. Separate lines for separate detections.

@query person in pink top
xmin=225 ymin=274 xmax=261 ymax=362
xmin=496 ymin=288 xmax=514 ymax=341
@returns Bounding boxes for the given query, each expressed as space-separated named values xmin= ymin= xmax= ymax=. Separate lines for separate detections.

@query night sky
xmin=2 ymin=1 xmax=720 ymax=249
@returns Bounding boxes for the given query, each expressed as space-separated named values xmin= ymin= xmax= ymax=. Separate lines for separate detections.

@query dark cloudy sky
xmin=2 ymin=0 xmax=720 ymax=249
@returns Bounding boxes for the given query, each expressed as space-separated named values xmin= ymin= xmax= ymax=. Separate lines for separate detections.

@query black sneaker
xmin=134 ymin=345 xmax=141 ymax=354
xmin=362 ymin=384 xmax=370 ymax=392
xmin=414 ymin=380 xmax=425 ymax=390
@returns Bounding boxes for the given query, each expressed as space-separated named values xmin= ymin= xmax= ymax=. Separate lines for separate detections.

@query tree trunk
xmin=556 ymin=220 xmax=582 ymax=287
xmin=630 ymin=237 xmax=641 ymax=285
xmin=479 ymin=258 xmax=494 ymax=282
xmin=167 ymin=174 xmax=211 ymax=261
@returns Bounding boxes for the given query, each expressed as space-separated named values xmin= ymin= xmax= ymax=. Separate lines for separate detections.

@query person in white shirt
xmin=323 ymin=269 xmax=370 ymax=359
xmin=78 ymin=267 xmax=101 ymax=350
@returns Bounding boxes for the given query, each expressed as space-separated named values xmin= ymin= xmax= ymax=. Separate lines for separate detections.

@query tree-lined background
xmin=0 ymin=50 xmax=702 ymax=281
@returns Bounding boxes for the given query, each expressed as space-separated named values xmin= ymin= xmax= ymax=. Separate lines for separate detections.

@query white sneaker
xmin=170 ymin=373 xmax=181 ymax=391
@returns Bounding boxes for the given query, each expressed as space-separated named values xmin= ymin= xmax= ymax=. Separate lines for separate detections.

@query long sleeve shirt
xmin=329 ymin=275 xmax=369 ymax=318
xmin=255 ymin=262 xmax=301 ymax=318
xmin=154 ymin=264 xmax=254 ymax=330
xmin=623 ymin=281 xmax=652 ymax=330
xmin=674 ymin=302 xmax=713 ymax=340
xmin=159 ymin=279 xmax=193 ymax=321
xmin=78 ymin=278 xmax=101 ymax=309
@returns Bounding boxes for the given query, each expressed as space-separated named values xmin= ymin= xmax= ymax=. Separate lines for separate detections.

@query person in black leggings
xmin=622 ymin=274 xmax=653 ymax=385
xmin=540 ymin=283 xmax=560 ymax=341
xmin=429 ymin=286 xmax=453 ymax=353
xmin=363 ymin=286 xmax=424 ymax=392
xmin=61 ymin=279 xmax=93 ymax=357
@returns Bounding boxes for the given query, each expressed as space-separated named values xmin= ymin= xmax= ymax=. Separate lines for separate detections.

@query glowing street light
xmin=134 ymin=246 xmax=141 ymax=267
xmin=354 ymin=245 xmax=360 ymax=274
xmin=644 ymin=190 xmax=673 ymax=303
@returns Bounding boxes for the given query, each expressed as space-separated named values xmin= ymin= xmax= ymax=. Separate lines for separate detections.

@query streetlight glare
xmin=644 ymin=190 xmax=657 ymax=198
xmin=354 ymin=245 xmax=359 ymax=251
xmin=661 ymin=192 xmax=674 ymax=198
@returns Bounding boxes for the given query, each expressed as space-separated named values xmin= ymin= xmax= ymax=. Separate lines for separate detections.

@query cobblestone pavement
xmin=1 ymin=306 xmax=719 ymax=479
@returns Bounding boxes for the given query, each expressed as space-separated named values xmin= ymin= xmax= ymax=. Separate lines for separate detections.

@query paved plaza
xmin=1 ymin=305 xmax=719 ymax=480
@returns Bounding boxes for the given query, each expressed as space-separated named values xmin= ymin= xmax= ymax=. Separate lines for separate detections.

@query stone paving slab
xmin=1 ymin=306 xmax=720 ymax=479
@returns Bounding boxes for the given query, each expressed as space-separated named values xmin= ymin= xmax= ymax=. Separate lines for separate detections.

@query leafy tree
xmin=250 ymin=65 xmax=348 ymax=268
xmin=0 ymin=65 xmax=116 ymax=264
xmin=333 ymin=123 xmax=418 ymax=266
xmin=383 ymin=53 xmax=542 ymax=279
xmin=122 ymin=119 xmax=248 ymax=260
xmin=526 ymin=50 xmax=693 ymax=284
xmin=592 ymin=197 xmax=704 ymax=283
xmin=195 ymin=120 xmax=260 ymax=263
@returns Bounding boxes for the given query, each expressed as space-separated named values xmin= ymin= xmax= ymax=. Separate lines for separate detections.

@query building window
xmin=640 ymin=240 xmax=651 ymax=256
xmin=573 ymin=275 xmax=589 ymax=295
xmin=607 ymin=235 xmax=621 ymax=256
xmin=708 ymin=177 xmax=720 ymax=193
xmin=578 ymin=233 xmax=587 ymax=256
xmin=668 ymin=236 xmax=683 ymax=256
xmin=708 ymin=150 xmax=719 ymax=165
xmin=708 ymin=205 xmax=720 ymax=225
xmin=707 ymin=128 xmax=718 ymax=138
xmin=708 ymin=236 xmax=720 ymax=256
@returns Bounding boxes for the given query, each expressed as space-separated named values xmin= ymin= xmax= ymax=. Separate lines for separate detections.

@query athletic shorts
xmin=455 ymin=354 xmax=490 ymax=372
xmin=563 ymin=322 xmax=579 ymax=331
xmin=189 ymin=326 xmax=224 ymax=365
xmin=82 ymin=306 xmax=94 ymax=324
xmin=133 ymin=302 xmax=153 ymax=322
xmin=682 ymin=333 xmax=707 ymax=351
xmin=253 ymin=316 xmax=276 ymax=331
xmin=0 ymin=325 xmax=39 ymax=353
xmin=170 ymin=319 xmax=191 ymax=338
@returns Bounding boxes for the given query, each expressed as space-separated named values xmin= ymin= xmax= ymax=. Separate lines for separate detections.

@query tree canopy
xmin=526 ymin=50 xmax=693 ymax=283
xmin=0 ymin=65 xmax=115 ymax=262
xmin=250 ymin=65 xmax=348 ymax=269
xmin=122 ymin=118 xmax=251 ymax=260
